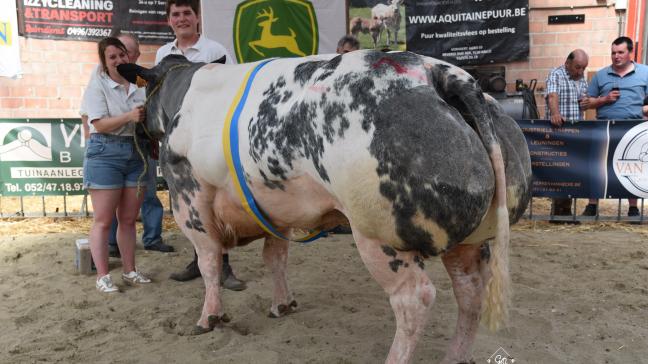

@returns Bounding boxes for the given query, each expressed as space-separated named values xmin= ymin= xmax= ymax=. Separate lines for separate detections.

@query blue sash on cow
xmin=222 ymin=59 xmax=327 ymax=243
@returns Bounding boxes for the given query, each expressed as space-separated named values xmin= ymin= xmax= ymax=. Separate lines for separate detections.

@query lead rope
xmin=131 ymin=63 xmax=192 ymax=197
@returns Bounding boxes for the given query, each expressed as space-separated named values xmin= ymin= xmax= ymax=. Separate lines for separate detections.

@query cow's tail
xmin=463 ymin=92 xmax=510 ymax=332
xmin=481 ymin=143 xmax=511 ymax=332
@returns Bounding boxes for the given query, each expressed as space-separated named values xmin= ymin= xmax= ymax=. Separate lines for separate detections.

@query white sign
xmin=613 ymin=122 xmax=648 ymax=198
xmin=0 ymin=0 xmax=23 ymax=78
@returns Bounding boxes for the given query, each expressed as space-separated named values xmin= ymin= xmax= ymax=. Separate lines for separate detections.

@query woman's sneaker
xmin=122 ymin=270 xmax=151 ymax=286
xmin=96 ymin=274 xmax=119 ymax=293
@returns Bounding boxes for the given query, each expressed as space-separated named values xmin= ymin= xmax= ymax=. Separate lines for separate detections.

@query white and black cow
xmin=118 ymin=50 xmax=531 ymax=364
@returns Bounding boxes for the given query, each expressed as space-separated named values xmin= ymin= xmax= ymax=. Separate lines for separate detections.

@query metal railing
xmin=2 ymin=194 xmax=644 ymax=224
xmin=0 ymin=192 xmax=173 ymax=218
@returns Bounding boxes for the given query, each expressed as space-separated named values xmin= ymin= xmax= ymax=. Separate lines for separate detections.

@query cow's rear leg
xmin=439 ymin=243 xmax=490 ymax=364
xmin=171 ymin=195 xmax=227 ymax=334
xmin=353 ymin=231 xmax=436 ymax=364
xmin=262 ymin=236 xmax=297 ymax=318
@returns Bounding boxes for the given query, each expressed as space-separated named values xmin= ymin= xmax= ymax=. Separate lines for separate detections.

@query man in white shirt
xmin=155 ymin=1 xmax=233 ymax=65
xmin=159 ymin=0 xmax=244 ymax=291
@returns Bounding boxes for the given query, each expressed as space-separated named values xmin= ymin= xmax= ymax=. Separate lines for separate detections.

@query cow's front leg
xmin=263 ymin=236 xmax=297 ymax=317
xmin=439 ymin=243 xmax=488 ymax=364
xmin=353 ymin=230 xmax=436 ymax=364
xmin=172 ymin=187 xmax=229 ymax=335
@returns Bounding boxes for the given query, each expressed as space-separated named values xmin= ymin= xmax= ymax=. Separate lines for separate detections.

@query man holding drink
xmin=582 ymin=36 xmax=648 ymax=217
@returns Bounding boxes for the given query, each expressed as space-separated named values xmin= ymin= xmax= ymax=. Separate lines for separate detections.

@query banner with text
xmin=0 ymin=119 xmax=86 ymax=196
xmin=17 ymin=0 xmax=173 ymax=44
xmin=404 ymin=0 xmax=529 ymax=65
xmin=519 ymin=119 xmax=648 ymax=199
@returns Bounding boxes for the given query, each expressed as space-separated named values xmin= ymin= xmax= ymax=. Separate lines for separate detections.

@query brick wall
xmin=0 ymin=38 xmax=160 ymax=119
xmin=0 ymin=1 xmax=626 ymax=119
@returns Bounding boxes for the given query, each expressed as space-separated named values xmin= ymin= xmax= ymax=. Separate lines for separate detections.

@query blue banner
xmin=518 ymin=119 xmax=648 ymax=199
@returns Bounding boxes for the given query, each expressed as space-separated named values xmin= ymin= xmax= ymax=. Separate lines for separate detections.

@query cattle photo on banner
xmin=405 ymin=0 xmax=529 ymax=65
xmin=16 ymin=0 xmax=173 ymax=44
xmin=201 ymin=0 xmax=346 ymax=61
xmin=348 ymin=0 xmax=405 ymax=51
xmin=0 ymin=119 xmax=85 ymax=196
xmin=518 ymin=119 xmax=648 ymax=199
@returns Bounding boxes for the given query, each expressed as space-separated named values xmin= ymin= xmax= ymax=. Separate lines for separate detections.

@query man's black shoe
xmin=108 ymin=244 xmax=120 ymax=258
xmin=628 ymin=206 xmax=640 ymax=217
xmin=145 ymin=241 xmax=175 ymax=253
xmin=221 ymin=262 xmax=246 ymax=291
xmin=581 ymin=204 xmax=598 ymax=216
xmin=169 ymin=259 xmax=201 ymax=281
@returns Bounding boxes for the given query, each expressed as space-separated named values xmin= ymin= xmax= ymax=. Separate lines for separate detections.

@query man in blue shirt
xmin=583 ymin=36 xmax=648 ymax=216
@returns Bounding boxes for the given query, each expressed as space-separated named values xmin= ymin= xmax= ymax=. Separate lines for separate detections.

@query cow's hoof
xmin=191 ymin=314 xmax=231 ymax=335
xmin=268 ymin=300 xmax=298 ymax=318
xmin=191 ymin=325 xmax=213 ymax=335
xmin=207 ymin=314 xmax=231 ymax=327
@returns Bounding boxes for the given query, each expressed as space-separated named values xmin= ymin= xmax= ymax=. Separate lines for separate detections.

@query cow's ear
xmin=117 ymin=63 xmax=156 ymax=85
xmin=211 ymin=55 xmax=226 ymax=64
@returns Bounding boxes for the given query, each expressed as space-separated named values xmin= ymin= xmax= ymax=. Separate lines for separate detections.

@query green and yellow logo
xmin=1 ymin=20 xmax=12 ymax=46
xmin=234 ymin=0 xmax=318 ymax=63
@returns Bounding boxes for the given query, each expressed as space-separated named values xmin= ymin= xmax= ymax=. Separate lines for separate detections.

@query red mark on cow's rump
xmin=373 ymin=57 xmax=407 ymax=74
xmin=372 ymin=57 xmax=427 ymax=82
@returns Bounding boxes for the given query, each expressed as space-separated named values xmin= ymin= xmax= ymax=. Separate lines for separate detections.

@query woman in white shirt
xmin=82 ymin=37 xmax=151 ymax=293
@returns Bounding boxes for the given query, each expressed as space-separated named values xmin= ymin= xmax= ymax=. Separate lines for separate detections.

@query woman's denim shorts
xmin=83 ymin=133 xmax=146 ymax=190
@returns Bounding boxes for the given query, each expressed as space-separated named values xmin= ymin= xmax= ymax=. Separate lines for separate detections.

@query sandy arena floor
xmin=1 ymin=214 xmax=648 ymax=363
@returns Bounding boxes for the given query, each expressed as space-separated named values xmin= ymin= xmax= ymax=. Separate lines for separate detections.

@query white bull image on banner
xmin=118 ymin=50 xmax=532 ymax=364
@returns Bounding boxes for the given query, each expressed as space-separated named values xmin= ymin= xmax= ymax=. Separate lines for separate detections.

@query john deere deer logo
xmin=249 ymin=7 xmax=306 ymax=57
xmin=234 ymin=0 xmax=318 ymax=63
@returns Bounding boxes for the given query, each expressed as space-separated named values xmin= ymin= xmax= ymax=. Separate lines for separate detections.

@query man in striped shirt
xmin=544 ymin=49 xmax=589 ymax=221
xmin=545 ymin=49 xmax=589 ymax=126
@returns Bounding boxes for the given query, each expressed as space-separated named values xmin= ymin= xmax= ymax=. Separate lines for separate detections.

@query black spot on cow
xmin=389 ymin=259 xmax=404 ymax=272
xmin=259 ymin=169 xmax=284 ymax=190
xmin=381 ymin=245 xmax=397 ymax=257
xmin=161 ymin=147 xmax=201 ymax=212
xmin=369 ymin=86 xmax=494 ymax=257
xmin=185 ymin=206 xmax=206 ymax=233
xmin=293 ymin=56 xmax=342 ymax=86
xmin=413 ymin=255 xmax=425 ymax=270
xmin=380 ymin=246 xmax=405 ymax=272
xmin=267 ymin=156 xmax=287 ymax=180
xmin=282 ymin=90 xmax=293 ymax=103
xmin=293 ymin=61 xmax=326 ymax=86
